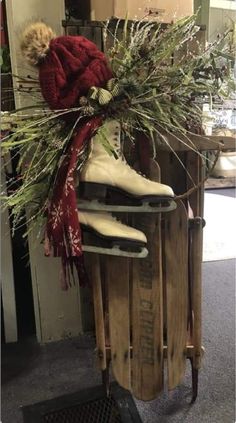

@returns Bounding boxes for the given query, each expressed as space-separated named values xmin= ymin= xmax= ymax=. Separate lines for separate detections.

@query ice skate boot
xmin=79 ymin=210 xmax=148 ymax=258
xmin=78 ymin=120 xmax=176 ymax=212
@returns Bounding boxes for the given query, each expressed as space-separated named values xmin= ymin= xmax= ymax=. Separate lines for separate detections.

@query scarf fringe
xmin=60 ymin=256 xmax=88 ymax=290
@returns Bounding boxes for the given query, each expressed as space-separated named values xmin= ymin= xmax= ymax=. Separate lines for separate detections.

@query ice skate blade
xmin=78 ymin=182 xmax=176 ymax=213
xmin=82 ymin=244 xmax=148 ymax=258
xmin=78 ymin=199 xmax=177 ymax=213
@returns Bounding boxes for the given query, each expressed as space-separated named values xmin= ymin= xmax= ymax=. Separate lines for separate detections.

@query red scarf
xmin=45 ymin=116 xmax=103 ymax=290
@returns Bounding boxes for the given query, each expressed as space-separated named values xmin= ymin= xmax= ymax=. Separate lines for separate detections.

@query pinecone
xmin=79 ymin=96 xmax=89 ymax=106
xmin=81 ymin=105 xmax=95 ymax=116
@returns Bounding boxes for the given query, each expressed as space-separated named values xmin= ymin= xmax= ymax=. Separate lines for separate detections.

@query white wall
xmin=5 ymin=0 xmax=84 ymax=343
xmin=209 ymin=7 xmax=236 ymax=42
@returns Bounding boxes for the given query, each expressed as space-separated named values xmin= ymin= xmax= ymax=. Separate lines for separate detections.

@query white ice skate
xmin=78 ymin=120 xmax=176 ymax=213
xmin=79 ymin=210 xmax=148 ymax=258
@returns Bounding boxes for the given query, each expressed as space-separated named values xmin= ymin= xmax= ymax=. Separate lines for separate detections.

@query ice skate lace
xmin=114 ymin=144 xmax=147 ymax=179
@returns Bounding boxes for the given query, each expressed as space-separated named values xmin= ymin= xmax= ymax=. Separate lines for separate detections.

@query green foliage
xmin=0 ymin=45 xmax=11 ymax=73
xmin=1 ymin=110 xmax=85 ymax=235
xmin=103 ymin=14 xmax=235 ymax=150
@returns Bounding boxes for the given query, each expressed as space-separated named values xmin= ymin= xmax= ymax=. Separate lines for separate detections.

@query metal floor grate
xmin=43 ymin=395 xmax=122 ymax=423
xmin=22 ymin=382 xmax=142 ymax=423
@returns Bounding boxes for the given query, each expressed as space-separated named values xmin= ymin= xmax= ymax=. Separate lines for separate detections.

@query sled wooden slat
xmin=132 ymin=215 xmax=163 ymax=400
xmin=132 ymin=161 xmax=163 ymax=400
xmin=89 ymin=254 xmax=107 ymax=371
xmin=164 ymin=200 xmax=188 ymax=390
xmin=106 ymin=344 xmax=204 ymax=358
xmin=186 ymin=152 xmax=204 ymax=217
xmin=106 ymin=256 xmax=131 ymax=390
xmin=187 ymin=153 xmax=204 ymax=369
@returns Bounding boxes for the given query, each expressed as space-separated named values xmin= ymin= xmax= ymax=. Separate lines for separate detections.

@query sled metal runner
xmin=78 ymin=198 xmax=176 ymax=213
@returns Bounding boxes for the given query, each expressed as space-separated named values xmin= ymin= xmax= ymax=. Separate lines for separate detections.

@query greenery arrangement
xmin=0 ymin=45 xmax=11 ymax=73
xmin=1 ymin=14 xmax=235 ymax=237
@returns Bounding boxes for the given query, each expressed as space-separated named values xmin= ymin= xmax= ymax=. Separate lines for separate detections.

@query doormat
xmin=22 ymin=382 xmax=142 ymax=423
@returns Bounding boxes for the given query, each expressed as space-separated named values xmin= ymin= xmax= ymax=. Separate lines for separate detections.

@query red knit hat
xmin=20 ymin=22 xmax=112 ymax=109
xmin=39 ymin=35 xmax=113 ymax=110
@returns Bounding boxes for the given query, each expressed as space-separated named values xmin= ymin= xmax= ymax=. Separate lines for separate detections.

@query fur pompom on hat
xmin=20 ymin=22 xmax=56 ymax=66
xmin=20 ymin=22 xmax=113 ymax=110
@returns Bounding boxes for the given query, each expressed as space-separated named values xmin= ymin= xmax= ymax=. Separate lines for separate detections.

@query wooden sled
xmin=85 ymin=155 xmax=204 ymax=402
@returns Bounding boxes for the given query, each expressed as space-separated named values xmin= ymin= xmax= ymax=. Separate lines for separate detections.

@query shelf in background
xmin=205 ymin=176 xmax=236 ymax=189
